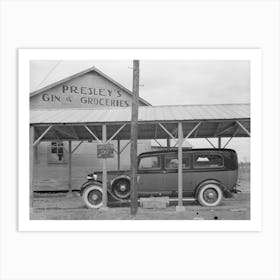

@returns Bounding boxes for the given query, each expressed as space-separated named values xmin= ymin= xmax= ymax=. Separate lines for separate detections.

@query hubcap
xmin=88 ymin=189 xmax=102 ymax=205
xmin=207 ymin=192 xmax=214 ymax=198
xmin=120 ymin=185 xmax=126 ymax=191
xmin=113 ymin=179 xmax=130 ymax=198
xmin=203 ymin=188 xmax=218 ymax=204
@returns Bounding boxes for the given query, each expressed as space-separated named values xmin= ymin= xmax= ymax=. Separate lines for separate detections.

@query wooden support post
xmin=130 ymin=60 xmax=139 ymax=215
xmin=167 ymin=138 xmax=170 ymax=148
xmin=218 ymin=137 xmax=222 ymax=149
xmin=102 ymin=124 xmax=108 ymax=209
xmin=34 ymin=145 xmax=38 ymax=163
xmin=68 ymin=140 xmax=72 ymax=194
xmin=30 ymin=126 xmax=35 ymax=209
xmin=117 ymin=139 xmax=121 ymax=171
xmin=176 ymin=122 xmax=185 ymax=212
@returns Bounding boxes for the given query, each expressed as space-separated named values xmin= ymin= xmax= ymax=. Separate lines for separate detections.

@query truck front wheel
xmin=82 ymin=185 xmax=103 ymax=209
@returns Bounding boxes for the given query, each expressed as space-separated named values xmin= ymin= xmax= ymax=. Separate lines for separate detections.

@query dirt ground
xmin=30 ymin=191 xmax=250 ymax=220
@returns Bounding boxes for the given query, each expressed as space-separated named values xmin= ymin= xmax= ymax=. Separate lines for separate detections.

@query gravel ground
xmin=30 ymin=192 xmax=250 ymax=220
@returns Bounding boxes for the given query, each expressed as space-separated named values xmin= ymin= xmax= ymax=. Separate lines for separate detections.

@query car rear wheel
xmin=111 ymin=178 xmax=131 ymax=199
xmin=197 ymin=184 xmax=222 ymax=207
xmin=83 ymin=185 xmax=103 ymax=209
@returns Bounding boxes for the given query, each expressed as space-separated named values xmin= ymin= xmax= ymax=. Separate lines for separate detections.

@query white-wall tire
xmin=82 ymin=185 xmax=103 ymax=209
xmin=197 ymin=184 xmax=223 ymax=207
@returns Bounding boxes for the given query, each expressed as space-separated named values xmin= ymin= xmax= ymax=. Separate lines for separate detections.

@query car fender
xmin=80 ymin=180 xmax=102 ymax=195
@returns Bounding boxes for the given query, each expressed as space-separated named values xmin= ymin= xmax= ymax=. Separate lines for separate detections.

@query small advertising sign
xmin=97 ymin=144 xmax=114 ymax=159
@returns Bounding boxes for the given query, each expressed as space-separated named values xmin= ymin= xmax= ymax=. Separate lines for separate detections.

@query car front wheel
xmin=82 ymin=185 xmax=103 ymax=209
xmin=197 ymin=184 xmax=223 ymax=207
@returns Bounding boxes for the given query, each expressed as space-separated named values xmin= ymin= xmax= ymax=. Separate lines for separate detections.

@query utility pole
xmin=130 ymin=60 xmax=139 ymax=215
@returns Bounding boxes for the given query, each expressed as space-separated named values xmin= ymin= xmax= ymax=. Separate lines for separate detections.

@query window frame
xmin=193 ymin=152 xmax=224 ymax=169
xmin=164 ymin=153 xmax=191 ymax=170
xmin=138 ymin=155 xmax=162 ymax=171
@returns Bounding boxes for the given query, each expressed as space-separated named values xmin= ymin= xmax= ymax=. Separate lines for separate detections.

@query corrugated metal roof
xmin=30 ymin=104 xmax=250 ymax=124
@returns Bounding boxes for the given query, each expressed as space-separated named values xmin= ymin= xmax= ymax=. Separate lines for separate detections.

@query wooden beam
xmin=166 ymin=138 xmax=170 ymax=148
xmin=183 ymin=122 xmax=201 ymax=141
xmin=174 ymin=122 xmax=201 ymax=147
xmin=117 ymin=139 xmax=121 ymax=171
xmin=68 ymin=140 xmax=72 ymax=193
xmin=30 ymin=126 xmax=35 ymax=209
xmin=84 ymin=125 xmax=102 ymax=143
xmin=102 ymin=124 xmax=108 ymax=209
xmin=205 ymin=138 xmax=216 ymax=149
xmin=158 ymin=123 xmax=176 ymax=140
xmin=154 ymin=124 xmax=158 ymax=139
xmin=214 ymin=122 xmax=222 ymax=136
xmin=72 ymin=140 xmax=84 ymax=154
xmin=215 ymin=123 xmax=235 ymax=137
xmin=70 ymin=126 xmax=79 ymax=139
xmin=223 ymin=126 xmax=240 ymax=148
xmin=106 ymin=124 xmax=126 ymax=143
xmin=120 ymin=140 xmax=131 ymax=154
xmin=153 ymin=138 xmax=163 ymax=148
xmin=33 ymin=125 xmax=53 ymax=147
xmin=236 ymin=121 xmax=250 ymax=136
xmin=218 ymin=137 xmax=222 ymax=148
xmin=194 ymin=123 xmax=200 ymax=138
xmin=176 ymin=122 xmax=185 ymax=212
xmin=53 ymin=126 xmax=78 ymax=140
xmin=171 ymin=127 xmax=178 ymax=138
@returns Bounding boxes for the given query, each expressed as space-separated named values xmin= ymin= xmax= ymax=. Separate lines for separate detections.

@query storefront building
xmin=30 ymin=66 xmax=151 ymax=191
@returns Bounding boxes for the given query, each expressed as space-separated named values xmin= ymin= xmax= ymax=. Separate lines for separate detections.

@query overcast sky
xmin=30 ymin=60 xmax=250 ymax=161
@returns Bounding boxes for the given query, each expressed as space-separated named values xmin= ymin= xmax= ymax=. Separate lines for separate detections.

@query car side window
xmin=138 ymin=156 xmax=161 ymax=170
xmin=193 ymin=153 xmax=224 ymax=168
xmin=165 ymin=154 xmax=190 ymax=169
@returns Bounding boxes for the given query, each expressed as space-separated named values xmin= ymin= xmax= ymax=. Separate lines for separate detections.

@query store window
xmin=48 ymin=141 xmax=68 ymax=164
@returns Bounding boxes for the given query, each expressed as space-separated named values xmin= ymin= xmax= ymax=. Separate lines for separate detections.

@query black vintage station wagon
xmin=81 ymin=148 xmax=239 ymax=208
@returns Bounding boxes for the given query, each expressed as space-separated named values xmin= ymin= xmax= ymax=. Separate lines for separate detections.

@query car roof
xmin=139 ymin=148 xmax=236 ymax=157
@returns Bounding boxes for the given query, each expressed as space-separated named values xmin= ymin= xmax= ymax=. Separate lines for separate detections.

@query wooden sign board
xmin=97 ymin=144 xmax=114 ymax=159
xmin=30 ymin=71 xmax=134 ymax=109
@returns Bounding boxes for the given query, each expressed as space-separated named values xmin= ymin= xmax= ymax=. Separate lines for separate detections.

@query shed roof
xmin=30 ymin=104 xmax=250 ymax=141
xmin=31 ymin=103 xmax=249 ymax=124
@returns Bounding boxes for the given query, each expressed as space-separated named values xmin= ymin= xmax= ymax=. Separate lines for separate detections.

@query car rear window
xmin=193 ymin=153 xmax=224 ymax=168
xmin=138 ymin=156 xmax=161 ymax=170
xmin=165 ymin=154 xmax=190 ymax=169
